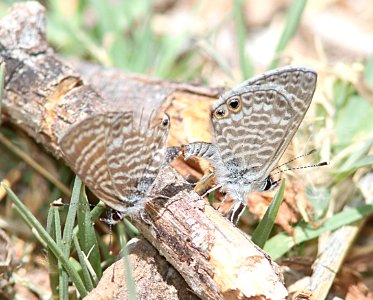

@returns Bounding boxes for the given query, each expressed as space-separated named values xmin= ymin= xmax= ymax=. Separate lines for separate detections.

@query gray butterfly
xmin=182 ymin=66 xmax=317 ymax=221
xmin=60 ymin=111 xmax=180 ymax=219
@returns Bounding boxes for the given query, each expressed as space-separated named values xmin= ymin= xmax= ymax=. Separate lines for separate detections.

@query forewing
xmin=212 ymin=84 xmax=314 ymax=179
xmin=104 ymin=112 xmax=140 ymax=202
xmin=137 ymin=114 xmax=171 ymax=194
xmin=105 ymin=113 xmax=171 ymax=200
xmin=231 ymin=66 xmax=317 ymax=105
xmin=60 ymin=114 xmax=121 ymax=210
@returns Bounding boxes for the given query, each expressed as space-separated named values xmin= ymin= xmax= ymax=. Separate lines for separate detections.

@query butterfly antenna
xmin=139 ymin=107 xmax=145 ymax=129
xmin=109 ymin=223 xmax=113 ymax=255
xmin=271 ymin=161 xmax=329 ymax=177
xmin=147 ymin=109 xmax=159 ymax=135
xmin=50 ymin=198 xmax=67 ymax=207
xmin=272 ymin=149 xmax=318 ymax=171
xmin=50 ymin=198 xmax=97 ymax=209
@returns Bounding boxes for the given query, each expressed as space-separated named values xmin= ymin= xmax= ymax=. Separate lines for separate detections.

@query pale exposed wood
xmin=0 ymin=2 xmax=288 ymax=299
xmin=302 ymin=173 xmax=373 ymax=299
xmin=307 ymin=225 xmax=362 ymax=299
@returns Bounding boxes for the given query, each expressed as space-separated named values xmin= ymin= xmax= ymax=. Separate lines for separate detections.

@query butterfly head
xmin=161 ymin=113 xmax=170 ymax=127
xmin=223 ymin=173 xmax=281 ymax=206
xmin=262 ymin=175 xmax=281 ymax=192
xmin=147 ymin=112 xmax=170 ymax=130
xmin=144 ymin=112 xmax=171 ymax=140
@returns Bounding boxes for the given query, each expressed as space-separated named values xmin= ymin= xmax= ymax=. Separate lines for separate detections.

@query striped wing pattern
xmin=60 ymin=112 xmax=171 ymax=214
xmin=211 ymin=66 xmax=317 ymax=188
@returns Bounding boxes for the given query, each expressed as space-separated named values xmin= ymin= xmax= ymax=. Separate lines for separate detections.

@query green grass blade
xmin=364 ymin=52 xmax=373 ymax=89
xmin=73 ymin=235 xmax=94 ymax=291
xmin=0 ymin=61 xmax=5 ymax=124
xmin=117 ymin=222 xmax=137 ymax=300
xmin=264 ymin=203 xmax=373 ymax=260
xmin=334 ymin=154 xmax=373 ymax=182
xmin=155 ymin=35 xmax=189 ymax=79
xmin=88 ymin=0 xmax=129 ymax=70
xmin=1 ymin=182 xmax=88 ymax=297
xmin=77 ymin=186 xmax=102 ymax=279
xmin=269 ymin=0 xmax=307 ymax=68
xmin=54 ymin=208 xmax=68 ymax=300
xmin=46 ymin=207 xmax=60 ymax=299
xmin=233 ymin=0 xmax=253 ymax=79
xmin=197 ymin=41 xmax=234 ymax=79
xmin=252 ymin=180 xmax=286 ymax=248
xmin=71 ymin=201 xmax=106 ymax=254
xmin=89 ymin=0 xmax=118 ymax=34
xmin=63 ymin=21 xmax=112 ymax=66
xmin=96 ymin=231 xmax=112 ymax=264
xmin=130 ymin=10 xmax=153 ymax=72
xmin=123 ymin=217 xmax=140 ymax=237
xmin=62 ymin=176 xmax=82 ymax=255
xmin=8 ymin=198 xmax=47 ymax=247
xmin=89 ymin=201 xmax=107 ymax=221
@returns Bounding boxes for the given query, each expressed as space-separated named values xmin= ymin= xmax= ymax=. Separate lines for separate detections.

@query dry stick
xmin=0 ymin=2 xmax=287 ymax=299
xmin=304 ymin=224 xmax=363 ymax=299
xmin=0 ymin=167 xmax=22 ymax=201
xmin=0 ymin=133 xmax=71 ymax=196
xmin=301 ymin=173 xmax=373 ymax=299
xmin=87 ymin=237 xmax=200 ymax=300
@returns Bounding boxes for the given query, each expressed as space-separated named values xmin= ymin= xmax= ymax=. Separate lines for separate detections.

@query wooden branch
xmin=0 ymin=2 xmax=288 ymax=299
xmin=86 ymin=237 xmax=199 ymax=300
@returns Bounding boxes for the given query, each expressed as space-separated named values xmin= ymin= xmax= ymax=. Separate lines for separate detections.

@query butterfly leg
xmin=227 ymin=201 xmax=246 ymax=225
xmin=139 ymin=209 xmax=154 ymax=226
xmin=148 ymin=193 xmax=170 ymax=200
xmin=201 ymin=184 xmax=222 ymax=198
xmin=164 ymin=146 xmax=182 ymax=165
xmin=139 ymin=209 xmax=164 ymax=238
xmin=100 ymin=208 xmax=126 ymax=254
xmin=100 ymin=208 xmax=125 ymax=225
xmin=191 ymin=171 xmax=215 ymax=187
xmin=216 ymin=192 xmax=231 ymax=210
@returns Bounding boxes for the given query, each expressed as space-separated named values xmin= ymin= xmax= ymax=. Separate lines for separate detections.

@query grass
xmin=252 ymin=180 xmax=286 ymax=248
xmin=269 ymin=0 xmax=307 ymax=69
xmin=2 ymin=181 xmax=88 ymax=298
xmin=47 ymin=0 xmax=200 ymax=80
xmin=265 ymin=203 xmax=373 ymax=260
xmin=0 ymin=62 xmax=5 ymax=124
xmin=1 ymin=0 xmax=373 ymax=298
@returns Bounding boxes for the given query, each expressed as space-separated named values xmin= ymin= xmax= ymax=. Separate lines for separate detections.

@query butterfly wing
xmin=211 ymin=66 xmax=317 ymax=181
xmin=61 ymin=111 xmax=173 ymax=213
xmin=233 ymin=65 xmax=317 ymax=104
xmin=105 ymin=112 xmax=172 ymax=205
xmin=104 ymin=112 xmax=142 ymax=202
xmin=60 ymin=113 xmax=124 ymax=211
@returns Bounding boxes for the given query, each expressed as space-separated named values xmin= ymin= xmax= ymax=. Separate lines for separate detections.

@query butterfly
xmin=60 ymin=111 xmax=180 ymax=219
xmin=182 ymin=66 xmax=318 ymax=222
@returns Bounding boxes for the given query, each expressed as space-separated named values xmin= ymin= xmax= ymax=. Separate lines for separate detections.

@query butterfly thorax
xmin=125 ymin=192 xmax=145 ymax=206
xmin=214 ymin=158 xmax=267 ymax=203
xmin=116 ymin=191 xmax=147 ymax=217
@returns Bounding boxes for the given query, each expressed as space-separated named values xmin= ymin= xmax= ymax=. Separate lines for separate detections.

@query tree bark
xmin=0 ymin=2 xmax=288 ymax=299
xmin=86 ymin=237 xmax=199 ymax=300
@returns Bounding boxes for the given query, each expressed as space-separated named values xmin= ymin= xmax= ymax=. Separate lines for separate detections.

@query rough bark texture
xmin=87 ymin=237 xmax=199 ymax=300
xmin=0 ymin=2 xmax=288 ymax=299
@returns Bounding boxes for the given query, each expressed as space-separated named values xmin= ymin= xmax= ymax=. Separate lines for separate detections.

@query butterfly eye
xmin=213 ymin=107 xmax=228 ymax=119
xmin=263 ymin=176 xmax=273 ymax=191
xmin=161 ymin=114 xmax=170 ymax=126
xmin=227 ymin=97 xmax=241 ymax=112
